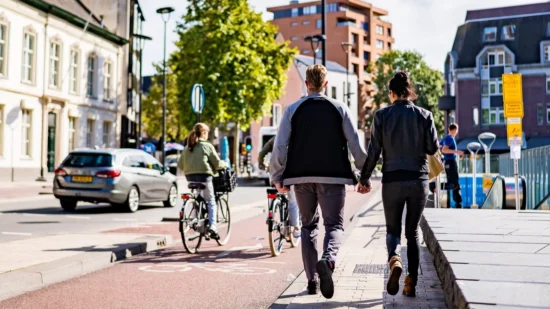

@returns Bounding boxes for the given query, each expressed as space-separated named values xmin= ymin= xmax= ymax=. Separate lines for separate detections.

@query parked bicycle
xmin=179 ymin=169 xmax=236 ymax=254
xmin=266 ymin=188 xmax=301 ymax=256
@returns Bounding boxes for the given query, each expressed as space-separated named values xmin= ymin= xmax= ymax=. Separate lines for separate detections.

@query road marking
xmin=2 ymin=232 xmax=32 ymax=236
xmin=215 ymin=243 xmax=263 ymax=258
xmin=139 ymin=263 xmax=276 ymax=275
xmin=113 ymin=218 xmax=138 ymax=222
xmin=66 ymin=215 xmax=91 ymax=220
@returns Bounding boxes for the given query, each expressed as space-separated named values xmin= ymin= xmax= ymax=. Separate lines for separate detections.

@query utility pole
xmin=321 ymin=0 xmax=327 ymax=67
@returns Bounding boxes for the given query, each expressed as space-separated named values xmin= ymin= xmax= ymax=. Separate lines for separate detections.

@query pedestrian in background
xmin=441 ymin=123 xmax=464 ymax=208
xmin=358 ymin=71 xmax=439 ymax=297
xmin=270 ymin=64 xmax=366 ymax=299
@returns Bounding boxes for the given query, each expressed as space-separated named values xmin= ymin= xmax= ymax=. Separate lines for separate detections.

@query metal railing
xmin=499 ymin=145 xmax=550 ymax=210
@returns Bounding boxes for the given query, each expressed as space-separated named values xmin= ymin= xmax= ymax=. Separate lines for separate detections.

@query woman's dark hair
xmin=187 ymin=123 xmax=209 ymax=152
xmin=388 ymin=71 xmax=418 ymax=101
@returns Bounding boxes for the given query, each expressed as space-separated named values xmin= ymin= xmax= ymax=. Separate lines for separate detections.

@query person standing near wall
xmin=441 ymin=123 xmax=464 ymax=208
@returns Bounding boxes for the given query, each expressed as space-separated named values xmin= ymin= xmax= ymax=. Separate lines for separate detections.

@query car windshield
xmin=63 ymin=153 xmax=113 ymax=167
xmin=166 ymin=157 xmax=178 ymax=165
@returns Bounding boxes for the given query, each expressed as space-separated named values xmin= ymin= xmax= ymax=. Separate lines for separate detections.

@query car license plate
xmin=72 ymin=176 xmax=93 ymax=183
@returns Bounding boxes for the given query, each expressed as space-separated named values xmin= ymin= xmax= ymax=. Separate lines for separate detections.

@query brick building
xmin=440 ymin=2 xmax=550 ymax=152
xmin=267 ymin=0 xmax=393 ymax=129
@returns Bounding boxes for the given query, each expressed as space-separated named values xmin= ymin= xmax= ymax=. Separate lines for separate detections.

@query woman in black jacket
xmin=358 ymin=72 xmax=439 ymax=297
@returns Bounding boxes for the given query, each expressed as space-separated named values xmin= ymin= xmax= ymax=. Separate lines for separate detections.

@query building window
xmin=488 ymin=51 xmax=505 ymax=66
xmin=87 ymin=55 xmax=96 ymax=97
xmin=272 ymin=104 xmax=282 ymax=127
xmin=302 ymin=21 xmax=310 ymax=25
xmin=361 ymin=22 xmax=368 ymax=31
xmin=69 ymin=50 xmax=79 ymax=94
xmin=316 ymin=20 xmax=321 ymax=29
xmin=291 ymin=8 xmax=298 ymax=17
xmin=376 ymin=40 xmax=384 ymax=49
xmin=489 ymin=79 xmax=503 ymax=95
xmin=376 ymin=25 xmax=384 ymax=35
xmin=0 ymin=23 xmax=7 ymax=77
xmin=547 ymin=22 xmax=550 ymax=37
xmin=547 ymin=104 xmax=550 ymax=124
xmin=86 ymin=119 xmax=94 ymax=147
xmin=537 ymin=104 xmax=544 ymax=125
xmin=291 ymin=22 xmax=298 ymax=27
xmin=473 ymin=107 xmax=479 ymax=126
xmin=68 ymin=117 xmax=77 ymax=150
xmin=352 ymin=63 xmax=358 ymax=75
xmin=388 ymin=42 xmax=392 ymax=50
xmin=547 ymin=76 xmax=550 ymax=93
xmin=291 ymin=36 xmax=298 ymax=41
xmin=363 ymin=51 xmax=369 ymax=61
xmin=0 ymin=105 xmax=3 ymax=156
xmin=331 ymin=86 xmax=337 ymax=99
xmin=388 ymin=28 xmax=392 ymax=37
xmin=483 ymin=27 xmax=497 ymax=42
xmin=481 ymin=80 xmax=489 ymax=97
xmin=49 ymin=41 xmax=61 ymax=88
xmin=303 ymin=5 xmax=316 ymax=15
xmin=501 ymin=25 xmax=515 ymax=40
xmin=482 ymin=107 xmax=505 ymax=125
xmin=103 ymin=121 xmax=112 ymax=147
xmin=104 ymin=61 xmax=112 ymax=100
xmin=327 ymin=3 xmax=338 ymax=12
xmin=21 ymin=110 xmax=31 ymax=157
xmin=22 ymin=32 xmax=36 ymax=83
xmin=351 ymin=33 xmax=358 ymax=43
xmin=545 ymin=45 xmax=550 ymax=62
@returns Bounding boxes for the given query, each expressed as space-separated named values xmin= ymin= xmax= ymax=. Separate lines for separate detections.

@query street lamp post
xmin=304 ymin=35 xmax=326 ymax=65
xmin=321 ymin=0 xmax=326 ymax=66
xmin=341 ymin=42 xmax=353 ymax=107
xmin=133 ymin=34 xmax=152 ymax=150
xmin=156 ymin=6 xmax=175 ymax=166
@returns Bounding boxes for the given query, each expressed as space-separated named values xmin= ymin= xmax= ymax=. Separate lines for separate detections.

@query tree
xmin=141 ymin=64 xmax=188 ymax=142
xmin=372 ymin=50 xmax=445 ymax=134
xmin=170 ymin=0 xmax=297 ymax=130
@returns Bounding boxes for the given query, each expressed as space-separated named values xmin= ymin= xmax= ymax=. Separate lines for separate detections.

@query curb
xmin=270 ymin=181 xmax=383 ymax=309
xmin=420 ymin=215 xmax=466 ymax=309
xmin=0 ymin=234 xmax=172 ymax=301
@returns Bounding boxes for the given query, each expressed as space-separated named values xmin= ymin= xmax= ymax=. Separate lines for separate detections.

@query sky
xmin=139 ymin=0 xmax=544 ymax=76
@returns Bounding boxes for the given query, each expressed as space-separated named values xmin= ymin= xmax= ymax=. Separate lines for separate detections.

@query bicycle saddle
xmin=188 ymin=183 xmax=206 ymax=190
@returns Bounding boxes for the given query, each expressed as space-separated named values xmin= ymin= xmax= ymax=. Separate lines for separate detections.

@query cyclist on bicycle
xmin=178 ymin=123 xmax=226 ymax=238
xmin=259 ymin=135 xmax=301 ymax=239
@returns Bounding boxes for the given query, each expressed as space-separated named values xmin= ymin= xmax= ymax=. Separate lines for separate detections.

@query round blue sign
xmin=190 ymin=84 xmax=205 ymax=114
xmin=142 ymin=142 xmax=156 ymax=154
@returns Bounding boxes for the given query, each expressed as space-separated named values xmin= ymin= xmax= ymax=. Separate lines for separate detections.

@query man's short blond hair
xmin=306 ymin=64 xmax=328 ymax=93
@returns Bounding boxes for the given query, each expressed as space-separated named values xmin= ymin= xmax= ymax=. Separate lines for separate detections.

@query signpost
xmin=478 ymin=132 xmax=496 ymax=194
xmin=190 ymin=84 xmax=205 ymax=122
xmin=467 ymin=142 xmax=482 ymax=208
xmin=502 ymin=73 xmax=524 ymax=211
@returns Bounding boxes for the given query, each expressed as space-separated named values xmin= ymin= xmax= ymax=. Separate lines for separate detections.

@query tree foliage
xmin=170 ymin=0 xmax=297 ymax=130
xmin=142 ymin=64 xmax=187 ymax=142
xmin=372 ymin=50 xmax=445 ymax=134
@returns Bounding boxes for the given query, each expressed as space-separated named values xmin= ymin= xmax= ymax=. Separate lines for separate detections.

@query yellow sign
xmin=482 ymin=174 xmax=493 ymax=191
xmin=502 ymin=73 xmax=524 ymax=118
xmin=506 ymin=117 xmax=523 ymax=146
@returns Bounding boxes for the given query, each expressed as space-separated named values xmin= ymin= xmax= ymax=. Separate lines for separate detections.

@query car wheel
xmin=60 ymin=199 xmax=77 ymax=211
xmin=124 ymin=186 xmax=140 ymax=213
xmin=163 ymin=184 xmax=178 ymax=208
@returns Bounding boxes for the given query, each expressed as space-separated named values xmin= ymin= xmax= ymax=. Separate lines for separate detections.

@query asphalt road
xmin=0 ymin=186 xmax=372 ymax=309
xmin=0 ymin=179 xmax=268 ymax=243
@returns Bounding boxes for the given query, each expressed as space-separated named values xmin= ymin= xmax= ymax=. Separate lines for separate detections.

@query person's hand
xmin=275 ymin=183 xmax=290 ymax=193
xmin=357 ymin=183 xmax=371 ymax=194
xmin=456 ymin=150 xmax=464 ymax=156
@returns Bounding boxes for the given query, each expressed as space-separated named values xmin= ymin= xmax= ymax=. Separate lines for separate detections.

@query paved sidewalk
xmin=273 ymin=190 xmax=448 ymax=309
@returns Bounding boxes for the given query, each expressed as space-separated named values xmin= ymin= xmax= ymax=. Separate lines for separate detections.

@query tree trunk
xmin=233 ymin=123 xmax=240 ymax=175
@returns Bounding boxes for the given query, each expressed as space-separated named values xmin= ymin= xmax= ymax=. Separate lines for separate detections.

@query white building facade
xmin=0 ymin=0 xmax=126 ymax=182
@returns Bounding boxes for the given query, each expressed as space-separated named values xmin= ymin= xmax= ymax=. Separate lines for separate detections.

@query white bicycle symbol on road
xmin=139 ymin=262 xmax=276 ymax=275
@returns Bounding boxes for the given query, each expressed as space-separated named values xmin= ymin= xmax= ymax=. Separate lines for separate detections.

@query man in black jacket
xmin=270 ymin=65 xmax=366 ymax=299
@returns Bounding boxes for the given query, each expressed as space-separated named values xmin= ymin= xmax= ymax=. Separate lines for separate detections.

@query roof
xmin=21 ymin=0 xmax=127 ymax=45
xmin=294 ymin=55 xmax=353 ymax=74
xmin=450 ymin=13 xmax=550 ymax=68
xmin=465 ymin=2 xmax=550 ymax=22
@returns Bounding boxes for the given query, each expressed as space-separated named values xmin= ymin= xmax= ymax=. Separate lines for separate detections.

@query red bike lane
xmin=0 ymin=186 xmax=376 ymax=309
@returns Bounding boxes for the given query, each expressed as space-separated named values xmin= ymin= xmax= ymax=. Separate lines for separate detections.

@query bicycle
xmin=179 ymin=169 xmax=236 ymax=254
xmin=266 ymin=188 xmax=301 ymax=256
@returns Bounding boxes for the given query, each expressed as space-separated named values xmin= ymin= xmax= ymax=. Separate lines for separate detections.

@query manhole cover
xmin=353 ymin=264 xmax=409 ymax=275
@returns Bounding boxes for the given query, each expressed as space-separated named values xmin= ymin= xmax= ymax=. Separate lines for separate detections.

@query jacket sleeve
xmin=342 ymin=105 xmax=367 ymax=170
xmin=425 ymin=112 xmax=439 ymax=156
xmin=177 ymin=152 xmax=185 ymax=171
xmin=258 ymin=136 xmax=275 ymax=168
xmin=207 ymin=143 xmax=226 ymax=171
xmin=269 ymin=108 xmax=292 ymax=185
xmin=359 ymin=111 xmax=383 ymax=185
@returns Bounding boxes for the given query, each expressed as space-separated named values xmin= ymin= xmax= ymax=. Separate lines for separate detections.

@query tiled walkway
xmin=274 ymin=195 xmax=448 ymax=309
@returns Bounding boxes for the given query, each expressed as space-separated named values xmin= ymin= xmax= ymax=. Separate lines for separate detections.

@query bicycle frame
xmin=180 ymin=188 xmax=230 ymax=237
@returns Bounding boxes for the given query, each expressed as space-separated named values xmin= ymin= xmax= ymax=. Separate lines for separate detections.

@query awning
xmin=525 ymin=137 xmax=550 ymax=149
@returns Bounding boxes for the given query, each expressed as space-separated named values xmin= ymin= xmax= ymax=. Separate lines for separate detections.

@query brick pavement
xmin=274 ymin=193 xmax=448 ymax=309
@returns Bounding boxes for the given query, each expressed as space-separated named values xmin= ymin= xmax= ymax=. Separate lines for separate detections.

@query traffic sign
xmin=506 ymin=117 xmax=523 ymax=146
xmin=502 ymin=73 xmax=524 ymax=118
xmin=482 ymin=174 xmax=493 ymax=192
xmin=190 ymin=84 xmax=205 ymax=114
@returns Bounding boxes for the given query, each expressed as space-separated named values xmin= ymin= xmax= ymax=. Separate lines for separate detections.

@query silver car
xmin=53 ymin=149 xmax=178 ymax=212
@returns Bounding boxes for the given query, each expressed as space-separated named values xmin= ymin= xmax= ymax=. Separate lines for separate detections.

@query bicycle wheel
xmin=215 ymin=196 xmax=231 ymax=246
xmin=268 ymin=197 xmax=285 ymax=257
xmin=289 ymin=208 xmax=301 ymax=248
xmin=180 ymin=199 xmax=203 ymax=254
